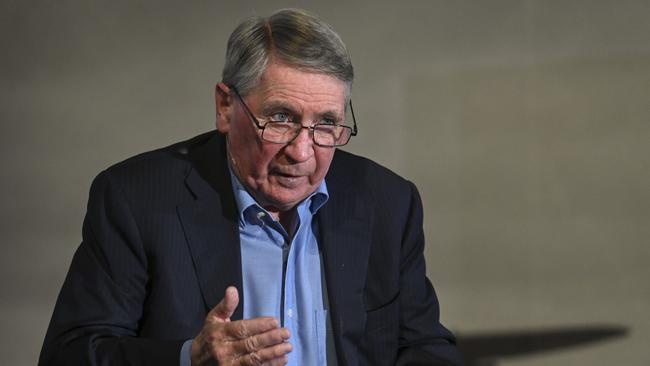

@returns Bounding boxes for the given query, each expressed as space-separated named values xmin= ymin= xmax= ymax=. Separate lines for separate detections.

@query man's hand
xmin=191 ymin=287 xmax=292 ymax=366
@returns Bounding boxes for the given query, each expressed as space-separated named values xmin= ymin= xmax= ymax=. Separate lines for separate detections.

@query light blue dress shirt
xmin=180 ymin=170 xmax=329 ymax=365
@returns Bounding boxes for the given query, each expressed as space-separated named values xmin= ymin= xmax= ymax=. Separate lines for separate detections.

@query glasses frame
xmin=229 ymin=85 xmax=358 ymax=147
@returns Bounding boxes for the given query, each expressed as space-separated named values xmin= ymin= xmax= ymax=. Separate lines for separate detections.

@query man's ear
xmin=215 ymin=82 xmax=233 ymax=133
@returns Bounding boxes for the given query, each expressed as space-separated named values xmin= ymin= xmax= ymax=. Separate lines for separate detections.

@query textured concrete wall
xmin=2 ymin=1 xmax=648 ymax=365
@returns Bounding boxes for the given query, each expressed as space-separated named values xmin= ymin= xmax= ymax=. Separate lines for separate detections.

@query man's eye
xmin=319 ymin=118 xmax=338 ymax=125
xmin=269 ymin=112 xmax=291 ymax=122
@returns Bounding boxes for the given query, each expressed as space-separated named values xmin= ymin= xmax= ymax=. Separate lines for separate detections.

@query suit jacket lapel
xmin=319 ymin=155 xmax=373 ymax=366
xmin=176 ymin=133 xmax=244 ymax=320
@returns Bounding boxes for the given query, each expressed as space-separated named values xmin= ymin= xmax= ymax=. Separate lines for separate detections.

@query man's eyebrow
xmin=259 ymin=100 xmax=344 ymax=121
xmin=259 ymin=101 xmax=297 ymax=116
xmin=320 ymin=110 xmax=343 ymax=121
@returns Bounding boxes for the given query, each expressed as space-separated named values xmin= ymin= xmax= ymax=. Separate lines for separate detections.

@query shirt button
xmin=256 ymin=211 xmax=266 ymax=225
xmin=287 ymin=309 xmax=293 ymax=318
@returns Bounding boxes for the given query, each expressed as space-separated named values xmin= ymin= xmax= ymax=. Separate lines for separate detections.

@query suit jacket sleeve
xmin=39 ymin=170 xmax=184 ymax=366
xmin=395 ymin=181 xmax=463 ymax=366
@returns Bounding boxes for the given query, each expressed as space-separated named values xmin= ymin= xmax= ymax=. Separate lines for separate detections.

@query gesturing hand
xmin=191 ymin=287 xmax=292 ymax=366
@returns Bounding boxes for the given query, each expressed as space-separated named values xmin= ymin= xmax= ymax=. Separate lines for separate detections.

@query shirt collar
xmin=227 ymin=165 xmax=329 ymax=226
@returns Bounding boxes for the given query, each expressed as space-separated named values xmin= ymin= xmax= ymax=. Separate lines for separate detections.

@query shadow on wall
xmin=457 ymin=325 xmax=628 ymax=366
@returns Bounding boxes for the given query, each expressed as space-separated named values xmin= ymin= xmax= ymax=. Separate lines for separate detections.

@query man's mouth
xmin=275 ymin=172 xmax=300 ymax=178
xmin=271 ymin=170 xmax=308 ymax=187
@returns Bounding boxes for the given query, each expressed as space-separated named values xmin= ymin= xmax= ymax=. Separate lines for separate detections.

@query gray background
xmin=2 ymin=0 xmax=648 ymax=365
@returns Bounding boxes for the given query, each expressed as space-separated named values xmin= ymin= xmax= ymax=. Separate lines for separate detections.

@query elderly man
xmin=39 ymin=9 xmax=462 ymax=366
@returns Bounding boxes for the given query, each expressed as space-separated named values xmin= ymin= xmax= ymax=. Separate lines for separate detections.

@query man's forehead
xmin=259 ymin=93 xmax=345 ymax=110
xmin=258 ymin=98 xmax=345 ymax=120
xmin=252 ymin=63 xmax=348 ymax=100
xmin=245 ymin=87 xmax=345 ymax=117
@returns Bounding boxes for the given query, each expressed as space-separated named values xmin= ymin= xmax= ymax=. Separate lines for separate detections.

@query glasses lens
xmin=314 ymin=125 xmax=351 ymax=147
xmin=262 ymin=122 xmax=301 ymax=143
xmin=262 ymin=122 xmax=353 ymax=147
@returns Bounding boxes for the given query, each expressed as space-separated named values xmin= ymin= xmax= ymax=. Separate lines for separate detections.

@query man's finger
xmin=263 ymin=356 xmax=289 ymax=366
xmin=208 ymin=286 xmax=239 ymax=321
xmin=231 ymin=327 xmax=290 ymax=354
xmin=236 ymin=342 xmax=292 ymax=366
xmin=223 ymin=317 xmax=280 ymax=340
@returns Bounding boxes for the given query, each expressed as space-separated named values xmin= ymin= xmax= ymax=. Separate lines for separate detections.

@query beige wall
xmin=2 ymin=1 xmax=648 ymax=365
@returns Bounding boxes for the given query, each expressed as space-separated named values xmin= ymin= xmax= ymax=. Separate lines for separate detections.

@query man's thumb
xmin=209 ymin=286 xmax=239 ymax=321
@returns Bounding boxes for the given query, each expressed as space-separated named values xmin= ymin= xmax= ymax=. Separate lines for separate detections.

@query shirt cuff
xmin=179 ymin=339 xmax=193 ymax=366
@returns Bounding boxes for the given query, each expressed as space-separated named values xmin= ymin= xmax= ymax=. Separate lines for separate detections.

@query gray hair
xmin=222 ymin=9 xmax=354 ymax=98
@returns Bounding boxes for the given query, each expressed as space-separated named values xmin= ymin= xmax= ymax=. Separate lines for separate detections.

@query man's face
xmin=216 ymin=62 xmax=347 ymax=213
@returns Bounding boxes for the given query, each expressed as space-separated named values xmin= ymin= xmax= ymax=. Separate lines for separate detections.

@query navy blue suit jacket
xmin=39 ymin=131 xmax=463 ymax=365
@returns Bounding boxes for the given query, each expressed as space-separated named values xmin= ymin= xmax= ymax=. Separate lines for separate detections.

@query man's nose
xmin=283 ymin=127 xmax=314 ymax=163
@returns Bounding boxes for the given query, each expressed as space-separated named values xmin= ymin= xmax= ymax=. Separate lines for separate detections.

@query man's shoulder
xmin=330 ymin=148 xmax=411 ymax=190
xmin=91 ymin=131 xmax=222 ymax=202
xmin=328 ymin=148 xmax=417 ymax=212
xmin=106 ymin=131 xmax=216 ymax=179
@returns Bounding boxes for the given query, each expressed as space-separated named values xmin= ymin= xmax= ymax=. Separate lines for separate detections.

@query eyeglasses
xmin=229 ymin=85 xmax=358 ymax=147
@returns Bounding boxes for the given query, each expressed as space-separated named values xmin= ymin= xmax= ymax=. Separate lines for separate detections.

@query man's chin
xmin=259 ymin=189 xmax=311 ymax=214
xmin=272 ymin=174 xmax=309 ymax=189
